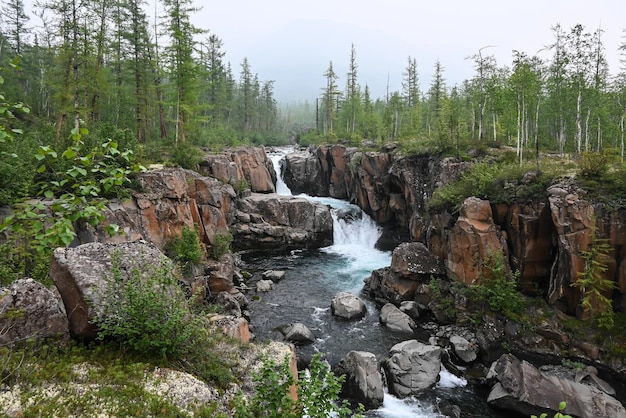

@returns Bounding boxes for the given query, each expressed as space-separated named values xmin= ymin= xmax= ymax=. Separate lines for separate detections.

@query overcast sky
xmin=191 ymin=0 xmax=626 ymax=102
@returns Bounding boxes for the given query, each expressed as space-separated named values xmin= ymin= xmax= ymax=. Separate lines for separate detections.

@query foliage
xmin=95 ymin=254 xmax=193 ymax=358
xmin=427 ymin=158 xmax=550 ymax=214
xmin=168 ymin=142 xmax=204 ymax=169
xmin=428 ymin=277 xmax=457 ymax=320
xmin=578 ymin=150 xmax=610 ymax=178
xmin=212 ymin=230 xmax=233 ymax=260
xmin=1 ymin=127 xmax=144 ymax=252
xmin=165 ymin=225 xmax=204 ymax=274
xmin=571 ymin=236 xmax=615 ymax=329
xmin=0 ymin=60 xmax=30 ymax=145
xmin=531 ymin=401 xmax=573 ymax=418
xmin=467 ymin=248 xmax=524 ymax=320
xmin=234 ymin=353 xmax=362 ymax=418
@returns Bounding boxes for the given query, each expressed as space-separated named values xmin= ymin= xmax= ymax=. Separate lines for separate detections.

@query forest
xmin=2 ymin=0 xmax=626 ymax=196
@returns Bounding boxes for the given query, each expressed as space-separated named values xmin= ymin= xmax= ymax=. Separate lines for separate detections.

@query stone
xmin=391 ymin=242 xmax=445 ymax=280
xmin=335 ymin=351 xmax=384 ymax=409
xmin=399 ymin=301 xmax=420 ymax=319
xmin=330 ymin=292 xmax=367 ymax=320
xmin=379 ymin=303 xmax=416 ymax=335
xmin=262 ymin=270 xmax=286 ymax=282
xmin=383 ymin=339 xmax=442 ymax=397
xmin=207 ymin=314 xmax=251 ymax=343
xmin=449 ymin=335 xmax=477 ymax=363
xmin=49 ymin=241 xmax=172 ymax=338
xmin=487 ymin=354 xmax=625 ymax=418
xmin=0 ymin=278 xmax=69 ymax=346
xmin=278 ymin=322 xmax=315 ymax=345
xmin=256 ymin=280 xmax=274 ymax=292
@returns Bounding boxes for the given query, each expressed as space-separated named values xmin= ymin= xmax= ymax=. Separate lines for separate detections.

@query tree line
xmin=315 ymin=26 xmax=626 ymax=160
xmin=0 ymin=0 xmax=281 ymax=147
xmin=2 ymin=0 xmax=626 ymax=158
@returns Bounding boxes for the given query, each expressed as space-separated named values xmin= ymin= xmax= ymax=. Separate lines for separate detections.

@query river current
xmin=237 ymin=148 xmax=508 ymax=417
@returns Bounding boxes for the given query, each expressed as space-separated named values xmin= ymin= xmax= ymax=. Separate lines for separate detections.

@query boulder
xmin=232 ymin=194 xmax=333 ymax=251
xmin=330 ymin=292 xmax=367 ymax=320
xmin=379 ymin=303 xmax=416 ymax=335
xmin=282 ymin=149 xmax=327 ymax=196
xmin=335 ymin=351 xmax=384 ymax=409
xmin=383 ymin=340 xmax=442 ymax=397
xmin=278 ymin=322 xmax=315 ymax=345
xmin=487 ymin=354 xmax=626 ymax=418
xmin=0 ymin=278 xmax=70 ymax=346
xmin=49 ymin=241 xmax=172 ymax=338
xmin=399 ymin=301 xmax=420 ymax=319
xmin=207 ymin=314 xmax=251 ymax=343
xmin=262 ymin=270 xmax=286 ymax=282
xmin=449 ymin=335 xmax=477 ymax=363
xmin=256 ymin=280 xmax=274 ymax=293
xmin=391 ymin=242 xmax=445 ymax=280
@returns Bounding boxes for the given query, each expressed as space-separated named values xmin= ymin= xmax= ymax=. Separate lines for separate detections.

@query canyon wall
xmin=282 ymin=145 xmax=626 ymax=316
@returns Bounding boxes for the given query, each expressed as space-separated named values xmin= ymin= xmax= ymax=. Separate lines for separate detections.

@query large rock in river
xmin=232 ymin=193 xmax=333 ymax=251
xmin=383 ymin=339 xmax=442 ymax=397
xmin=330 ymin=292 xmax=367 ymax=320
xmin=335 ymin=351 xmax=384 ymax=409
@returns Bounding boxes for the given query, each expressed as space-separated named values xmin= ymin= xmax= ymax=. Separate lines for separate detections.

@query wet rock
xmin=330 ymin=292 xmax=367 ymax=320
xmin=379 ymin=303 xmax=416 ymax=335
xmin=262 ymin=270 xmax=286 ymax=282
xmin=383 ymin=339 xmax=442 ymax=397
xmin=449 ymin=335 xmax=477 ymax=363
xmin=277 ymin=322 xmax=315 ymax=345
xmin=335 ymin=351 xmax=384 ymax=409
xmin=487 ymin=353 xmax=625 ymax=418
xmin=399 ymin=301 xmax=420 ymax=319
xmin=0 ymin=278 xmax=70 ymax=346
xmin=232 ymin=194 xmax=333 ymax=251
xmin=256 ymin=280 xmax=273 ymax=292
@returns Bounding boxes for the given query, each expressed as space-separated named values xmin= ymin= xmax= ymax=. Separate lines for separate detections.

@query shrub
xmin=467 ymin=248 xmax=524 ymax=320
xmin=578 ymin=150 xmax=609 ymax=178
xmin=234 ymin=353 xmax=362 ymax=418
xmin=212 ymin=230 xmax=233 ymax=260
xmin=165 ymin=226 xmax=204 ymax=274
xmin=168 ymin=142 xmax=203 ymax=169
xmin=95 ymin=255 xmax=193 ymax=359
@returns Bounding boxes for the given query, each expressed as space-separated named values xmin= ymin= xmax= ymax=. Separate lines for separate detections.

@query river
xmin=237 ymin=148 xmax=509 ymax=417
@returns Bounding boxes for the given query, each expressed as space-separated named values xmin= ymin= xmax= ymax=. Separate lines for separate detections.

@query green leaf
xmin=44 ymin=190 xmax=54 ymax=199
xmin=62 ymin=148 xmax=77 ymax=159
xmin=558 ymin=401 xmax=567 ymax=411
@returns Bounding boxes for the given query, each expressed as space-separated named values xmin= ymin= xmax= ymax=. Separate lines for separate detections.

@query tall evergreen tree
xmin=320 ymin=61 xmax=340 ymax=135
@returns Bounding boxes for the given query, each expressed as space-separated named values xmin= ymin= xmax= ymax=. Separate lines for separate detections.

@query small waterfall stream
xmin=239 ymin=148 xmax=505 ymax=417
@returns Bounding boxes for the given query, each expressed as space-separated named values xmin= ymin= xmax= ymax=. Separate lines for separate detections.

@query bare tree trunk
xmin=576 ymin=89 xmax=582 ymax=153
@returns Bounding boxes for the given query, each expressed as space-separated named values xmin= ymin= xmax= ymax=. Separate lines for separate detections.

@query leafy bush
xmin=165 ymin=226 xmax=204 ymax=274
xmin=571 ymin=236 xmax=615 ymax=329
xmin=466 ymin=248 xmax=524 ymax=320
xmin=578 ymin=150 xmax=609 ymax=178
xmin=212 ymin=230 xmax=233 ymax=260
xmin=95 ymin=255 xmax=193 ymax=358
xmin=234 ymin=353 xmax=362 ymax=418
xmin=168 ymin=142 xmax=204 ymax=169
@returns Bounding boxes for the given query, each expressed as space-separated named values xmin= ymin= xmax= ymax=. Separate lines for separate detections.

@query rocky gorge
xmin=1 ymin=144 xmax=625 ymax=417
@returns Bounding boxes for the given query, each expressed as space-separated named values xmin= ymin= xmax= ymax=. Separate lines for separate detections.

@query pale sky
xmin=192 ymin=0 xmax=626 ymax=101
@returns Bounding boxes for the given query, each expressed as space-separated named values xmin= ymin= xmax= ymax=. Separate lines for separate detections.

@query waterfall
xmin=263 ymin=148 xmax=499 ymax=418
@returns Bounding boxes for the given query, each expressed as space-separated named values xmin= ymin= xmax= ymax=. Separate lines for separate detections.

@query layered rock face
xmin=282 ymin=145 xmax=445 ymax=242
xmin=284 ymin=145 xmax=626 ymax=316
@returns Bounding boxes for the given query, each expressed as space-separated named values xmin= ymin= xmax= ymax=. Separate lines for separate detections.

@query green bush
xmin=466 ymin=248 xmax=524 ymax=320
xmin=212 ymin=230 xmax=233 ymax=260
xmin=165 ymin=225 xmax=204 ymax=274
xmin=234 ymin=353 xmax=362 ymax=418
xmin=578 ymin=150 xmax=609 ymax=178
xmin=168 ymin=142 xmax=204 ymax=169
xmin=95 ymin=255 xmax=193 ymax=359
